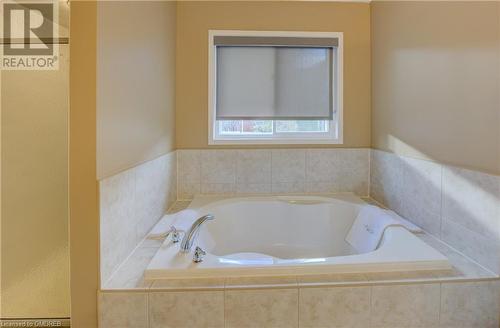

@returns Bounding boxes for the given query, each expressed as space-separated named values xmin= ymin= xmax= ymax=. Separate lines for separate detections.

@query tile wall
xmin=100 ymin=148 xmax=369 ymax=286
xmin=177 ymin=148 xmax=370 ymax=199
xmin=98 ymin=148 xmax=500 ymax=328
xmin=370 ymin=149 xmax=500 ymax=274
xmin=99 ymin=151 xmax=177 ymax=284
xmin=100 ymin=148 xmax=500 ymax=282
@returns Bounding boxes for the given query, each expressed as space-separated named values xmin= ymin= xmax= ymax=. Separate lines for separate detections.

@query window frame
xmin=208 ymin=30 xmax=344 ymax=145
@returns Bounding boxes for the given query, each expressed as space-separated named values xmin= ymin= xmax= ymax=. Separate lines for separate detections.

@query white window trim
xmin=208 ymin=29 xmax=343 ymax=145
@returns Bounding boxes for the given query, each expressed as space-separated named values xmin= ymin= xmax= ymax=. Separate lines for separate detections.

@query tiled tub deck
xmin=99 ymin=201 xmax=500 ymax=328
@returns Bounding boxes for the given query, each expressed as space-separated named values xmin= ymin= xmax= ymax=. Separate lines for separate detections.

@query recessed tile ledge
xmin=102 ymin=272 xmax=499 ymax=294
xmin=102 ymin=260 xmax=499 ymax=293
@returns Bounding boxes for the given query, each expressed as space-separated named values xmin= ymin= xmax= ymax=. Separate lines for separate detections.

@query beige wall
xmin=1 ymin=8 xmax=70 ymax=320
xmin=1 ymin=50 xmax=70 ymax=320
xmin=371 ymin=1 xmax=500 ymax=175
xmin=69 ymin=2 xmax=98 ymax=327
xmin=97 ymin=1 xmax=176 ymax=179
xmin=176 ymin=1 xmax=371 ymax=149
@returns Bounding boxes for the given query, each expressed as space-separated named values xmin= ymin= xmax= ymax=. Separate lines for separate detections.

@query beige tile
xmin=236 ymin=183 xmax=271 ymax=194
xmin=399 ymin=156 xmax=442 ymax=236
xmin=165 ymin=152 xmax=178 ymax=206
xmin=166 ymin=200 xmax=191 ymax=214
xmin=306 ymin=149 xmax=369 ymax=195
xmin=201 ymin=182 xmax=235 ymax=195
xmin=104 ymin=247 xmax=157 ymax=289
xmin=177 ymin=181 xmax=200 ymax=200
xmin=441 ymin=218 xmax=500 ymax=274
xmin=365 ymin=270 xmax=438 ymax=283
xmin=225 ymin=276 xmax=297 ymax=289
xmin=201 ymin=149 xmax=236 ymax=184
xmin=435 ymin=253 xmax=494 ymax=279
xmin=401 ymin=200 xmax=441 ymax=237
xmin=100 ymin=152 xmax=177 ymax=286
xmin=416 ymin=233 xmax=450 ymax=253
xmin=150 ymin=277 xmax=225 ymax=291
xmin=178 ymin=149 xmax=201 ymax=183
xmin=442 ymin=166 xmax=500 ymax=243
xmin=149 ymin=291 xmax=224 ymax=328
xmin=272 ymin=181 xmax=305 ymax=193
xmin=297 ymin=273 xmax=368 ymax=287
xmin=331 ymin=149 xmax=370 ymax=196
xmin=272 ymin=149 xmax=306 ymax=183
xmin=225 ymin=288 xmax=298 ymax=328
xmin=333 ymin=175 xmax=368 ymax=197
xmin=100 ymin=169 xmax=137 ymax=284
xmin=417 ymin=233 xmax=495 ymax=279
xmin=370 ymin=283 xmax=440 ymax=327
xmin=440 ymin=281 xmax=500 ymax=328
xmin=99 ymin=292 xmax=148 ymax=328
xmin=247 ymin=148 xmax=369 ymax=195
xmin=306 ymin=149 xmax=336 ymax=183
xmin=299 ymin=286 xmax=370 ymax=328
xmin=360 ymin=197 xmax=385 ymax=207
xmin=134 ymin=155 xmax=171 ymax=241
xmin=236 ymin=149 xmax=272 ymax=184
xmin=305 ymin=181 xmax=337 ymax=193
xmin=369 ymin=150 xmax=404 ymax=213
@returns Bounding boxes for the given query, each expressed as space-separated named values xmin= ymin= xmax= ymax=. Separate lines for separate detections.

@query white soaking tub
xmin=145 ymin=194 xmax=450 ymax=279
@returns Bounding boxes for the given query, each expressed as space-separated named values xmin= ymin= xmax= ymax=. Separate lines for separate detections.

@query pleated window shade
xmin=215 ymin=36 xmax=337 ymax=121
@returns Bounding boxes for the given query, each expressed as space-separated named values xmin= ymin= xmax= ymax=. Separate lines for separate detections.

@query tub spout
xmin=180 ymin=214 xmax=215 ymax=253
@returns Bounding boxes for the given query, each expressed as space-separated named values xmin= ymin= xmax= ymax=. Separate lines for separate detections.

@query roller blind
xmin=215 ymin=36 xmax=336 ymax=121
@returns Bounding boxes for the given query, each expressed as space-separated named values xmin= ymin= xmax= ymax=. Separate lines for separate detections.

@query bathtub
xmin=145 ymin=194 xmax=451 ymax=279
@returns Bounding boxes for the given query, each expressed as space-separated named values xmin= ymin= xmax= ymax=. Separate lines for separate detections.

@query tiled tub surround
xmin=100 ymin=151 xmax=177 ymax=285
xmin=100 ymin=244 xmax=500 ymax=327
xmin=177 ymin=148 xmax=370 ymax=199
xmin=100 ymin=198 xmax=500 ymax=327
xmin=101 ymin=225 xmax=500 ymax=328
xmin=99 ymin=273 xmax=500 ymax=328
xmin=370 ymin=149 xmax=500 ymax=274
xmin=99 ymin=149 xmax=500 ymax=327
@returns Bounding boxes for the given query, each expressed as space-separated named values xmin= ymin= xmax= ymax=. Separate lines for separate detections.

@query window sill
xmin=209 ymin=138 xmax=344 ymax=145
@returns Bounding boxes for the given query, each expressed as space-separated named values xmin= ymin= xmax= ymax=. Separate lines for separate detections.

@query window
xmin=208 ymin=30 xmax=343 ymax=144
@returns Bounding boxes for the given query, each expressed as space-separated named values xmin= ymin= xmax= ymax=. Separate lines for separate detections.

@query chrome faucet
xmin=180 ymin=214 xmax=215 ymax=253
xmin=168 ymin=226 xmax=181 ymax=243
xmin=193 ymin=246 xmax=206 ymax=263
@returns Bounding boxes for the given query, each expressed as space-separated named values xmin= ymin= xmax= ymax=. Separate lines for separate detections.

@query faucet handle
xmin=193 ymin=246 xmax=206 ymax=263
xmin=170 ymin=226 xmax=181 ymax=243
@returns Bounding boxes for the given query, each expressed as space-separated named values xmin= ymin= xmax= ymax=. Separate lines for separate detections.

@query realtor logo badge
xmin=2 ymin=0 xmax=59 ymax=70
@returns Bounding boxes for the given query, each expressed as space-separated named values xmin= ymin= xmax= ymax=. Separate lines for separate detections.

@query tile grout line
xmin=198 ymin=149 xmax=202 ymax=196
xmin=147 ymin=292 xmax=150 ymax=328
xmin=175 ymin=149 xmax=179 ymax=202
xmin=367 ymin=148 xmax=372 ymax=198
xmin=232 ymin=149 xmax=237 ymax=193
xmin=270 ymin=149 xmax=274 ymax=193
xmin=439 ymin=163 xmax=443 ymax=240
xmin=235 ymin=149 xmax=239 ymax=193
xmin=297 ymin=286 xmax=300 ymax=328
xmin=223 ymin=283 xmax=228 ymax=328
xmin=299 ymin=149 xmax=306 ymax=192
xmin=438 ymin=282 xmax=442 ymax=326
xmin=368 ymin=284 xmax=372 ymax=328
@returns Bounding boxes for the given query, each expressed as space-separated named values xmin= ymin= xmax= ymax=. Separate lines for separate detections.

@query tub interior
xmin=197 ymin=198 xmax=359 ymax=259
xmin=145 ymin=195 xmax=452 ymax=280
